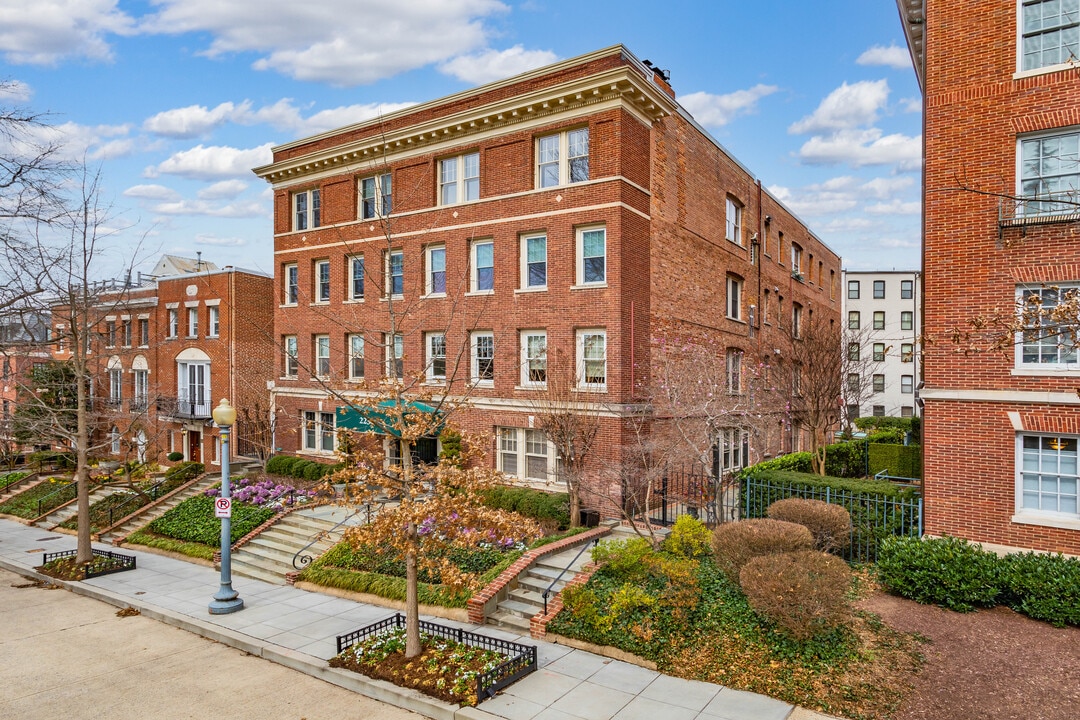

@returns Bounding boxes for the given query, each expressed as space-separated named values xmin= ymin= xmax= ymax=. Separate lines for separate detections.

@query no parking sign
xmin=214 ymin=497 xmax=232 ymax=518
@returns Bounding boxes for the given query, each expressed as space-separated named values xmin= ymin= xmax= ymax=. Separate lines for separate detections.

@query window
xmin=872 ymin=405 xmax=885 ymax=417
xmin=848 ymin=280 xmax=860 ymax=299
xmin=284 ymin=263 xmax=299 ymax=304
xmin=848 ymin=311 xmax=860 ymax=329
xmin=167 ymin=309 xmax=178 ymax=338
xmin=726 ymin=348 xmax=743 ymax=394
xmin=471 ymin=331 xmax=494 ymax=385
xmin=578 ymin=330 xmax=606 ymax=389
xmin=109 ymin=367 xmax=123 ymax=405
xmin=522 ymin=234 xmax=547 ymax=289
xmin=177 ymin=360 xmax=210 ymax=416
xmin=302 ymin=411 xmax=336 ymax=453
xmin=521 ymin=330 xmax=547 ymax=386
xmin=872 ymin=374 xmax=885 ymax=393
xmin=902 ymin=343 xmax=914 ymax=362
xmin=284 ymin=335 xmax=298 ymax=377
xmin=293 ymin=188 xmax=320 ymax=231
xmin=873 ymin=311 xmax=885 ymax=330
xmin=344 ymin=255 xmax=363 ymax=301
xmin=498 ymin=427 xmax=552 ymax=481
xmin=792 ymin=303 xmax=803 ymax=338
xmin=315 ymin=260 xmax=330 ymax=302
xmin=426 ymin=332 xmax=446 ymax=382
xmin=538 ymin=128 xmax=589 ymax=188
xmin=901 ymin=375 xmax=914 ymax=394
xmin=847 ymin=373 xmax=860 ymax=392
xmin=426 ymin=246 xmax=446 ymax=295
xmin=901 ymin=406 xmax=914 ymax=418
xmin=847 ymin=403 xmax=861 ymax=420
xmin=873 ymin=280 xmax=885 ymax=299
xmin=187 ymin=307 xmax=198 ymax=337
xmin=577 ymin=226 xmax=606 ymax=285
xmin=1019 ymin=284 xmax=1080 ymax=366
xmin=133 ymin=369 xmax=148 ymax=411
xmin=717 ymin=428 xmax=749 ymax=474
xmin=315 ymin=335 xmax=330 ymax=378
xmin=386 ymin=333 xmax=404 ymax=380
xmin=208 ymin=306 xmax=219 ymax=337
xmin=440 ymin=152 xmax=480 ymax=204
xmin=105 ymin=320 xmax=116 ymax=347
xmin=848 ymin=342 xmax=860 ymax=361
xmin=111 ymin=426 xmax=121 ymax=454
xmin=873 ymin=343 xmax=886 ymax=362
xmin=791 ymin=244 xmax=803 ymax=276
xmin=1021 ymin=0 xmax=1079 ymax=71
xmin=726 ymin=275 xmax=742 ymax=320
xmin=725 ymin=197 xmax=743 ymax=245
xmin=348 ymin=334 xmax=364 ymax=379
xmin=901 ymin=311 xmax=913 ymax=331
xmin=1019 ymin=435 xmax=1078 ymax=518
xmin=471 ymin=240 xmax=494 ymax=293
xmin=122 ymin=319 xmax=132 ymax=347
xmin=360 ymin=173 xmax=392 ymax=219
xmin=901 ymin=279 xmax=914 ymax=299
xmin=139 ymin=319 xmax=149 ymax=346
xmin=387 ymin=250 xmax=404 ymax=296
xmin=1020 ymin=130 xmax=1080 ymax=214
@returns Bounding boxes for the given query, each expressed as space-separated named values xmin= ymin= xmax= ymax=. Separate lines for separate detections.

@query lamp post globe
xmin=209 ymin=398 xmax=243 ymax=614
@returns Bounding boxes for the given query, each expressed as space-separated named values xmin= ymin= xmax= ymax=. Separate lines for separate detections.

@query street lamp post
xmin=209 ymin=398 xmax=243 ymax=615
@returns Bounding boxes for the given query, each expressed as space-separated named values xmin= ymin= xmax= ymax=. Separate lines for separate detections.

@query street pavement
xmin=0 ymin=518 xmax=836 ymax=720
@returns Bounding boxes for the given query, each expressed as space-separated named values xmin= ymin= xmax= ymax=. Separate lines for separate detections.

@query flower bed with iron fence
xmin=38 ymin=548 xmax=136 ymax=580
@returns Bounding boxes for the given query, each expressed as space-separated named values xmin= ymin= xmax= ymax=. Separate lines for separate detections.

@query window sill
xmin=279 ymin=376 xmax=299 ymax=381
xmin=1013 ymin=63 xmax=1077 ymax=81
xmin=515 ymin=287 xmax=547 ymax=294
xmin=469 ymin=380 xmax=495 ymax=389
xmin=725 ymin=237 xmax=743 ymax=247
xmin=379 ymin=296 xmax=405 ymax=302
xmin=421 ymin=293 xmax=447 ymax=300
xmin=309 ymin=302 xmax=330 ymax=307
xmin=571 ymin=283 xmax=607 ymax=291
xmin=424 ymin=379 xmax=447 ymax=386
xmin=280 ymin=303 xmax=299 ymax=309
xmin=573 ymin=385 xmax=607 ymax=394
xmin=1011 ymin=512 xmax=1080 ymax=532
xmin=343 ymin=298 xmax=365 ymax=304
xmin=206 ymin=335 xmax=219 ymax=339
xmin=1012 ymin=367 xmax=1080 ymax=377
xmin=726 ymin=316 xmax=745 ymax=324
xmin=465 ymin=290 xmax=495 ymax=297
xmin=515 ymin=384 xmax=547 ymax=391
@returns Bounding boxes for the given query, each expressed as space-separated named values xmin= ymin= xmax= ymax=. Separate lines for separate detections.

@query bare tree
xmin=785 ymin=315 xmax=843 ymax=475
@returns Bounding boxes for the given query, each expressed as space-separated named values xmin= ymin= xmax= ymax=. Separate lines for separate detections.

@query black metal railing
xmin=293 ymin=506 xmax=365 ymax=570
xmin=156 ymin=397 xmax=212 ymax=418
xmin=336 ymin=613 xmax=536 ymax=702
xmin=542 ymin=538 xmax=600 ymax=616
xmin=42 ymin=548 xmax=136 ymax=578
xmin=621 ymin=462 xmax=741 ymax=529
xmin=36 ymin=480 xmax=78 ymax=517
xmin=106 ymin=473 xmax=186 ymax=528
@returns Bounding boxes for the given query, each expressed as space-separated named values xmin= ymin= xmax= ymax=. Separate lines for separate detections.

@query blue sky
xmin=0 ymin=0 xmax=922 ymax=276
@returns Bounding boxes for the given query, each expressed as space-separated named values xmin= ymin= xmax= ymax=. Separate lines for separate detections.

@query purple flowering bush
xmin=204 ymin=476 xmax=318 ymax=510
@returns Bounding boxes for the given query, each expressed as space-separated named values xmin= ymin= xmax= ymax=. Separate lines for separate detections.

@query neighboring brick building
xmin=898 ymin=1 xmax=1080 ymax=553
xmin=0 ymin=311 xmax=52 ymax=454
xmin=254 ymin=45 xmax=840 ymax=504
xmin=48 ymin=258 xmax=274 ymax=467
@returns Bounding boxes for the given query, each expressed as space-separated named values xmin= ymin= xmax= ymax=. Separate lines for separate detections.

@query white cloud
xmin=197 ymin=179 xmax=248 ymax=200
xmin=439 ymin=45 xmax=558 ymax=84
xmin=796 ymin=128 xmax=922 ymax=169
xmin=900 ymin=96 xmax=922 ymax=113
xmin=679 ymin=85 xmax=779 ymax=128
xmin=0 ymin=0 xmax=134 ymax=65
xmin=194 ymin=234 xmax=247 ymax=246
xmin=865 ymin=199 xmax=921 ymax=215
xmin=769 ymin=175 xmax=920 ymax=218
xmin=0 ymin=80 xmax=32 ymax=102
xmin=298 ymin=102 xmax=417 ymax=135
xmin=789 ymin=80 xmax=890 ymax=134
xmin=140 ymin=0 xmax=508 ymax=86
xmin=25 ymin=121 xmax=136 ymax=162
xmin=151 ymin=199 xmax=265 ymax=218
xmin=148 ymin=143 xmax=274 ymax=180
xmin=857 ymin=44 xmax=913 ymax=70
xmin=143 ymin=102 xmax=246 ymax=138
xmin=124 ymin=184 xmax=181 ymax=201
xmin=862 ymin=176 xmax=915 ymax=198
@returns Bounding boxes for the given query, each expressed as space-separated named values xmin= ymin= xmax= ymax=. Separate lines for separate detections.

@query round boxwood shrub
xmin=876 ymin=535 xmax=1001 ymax=612
xmin=711 ymin=518 xmax=814 ymax=582
xmin=166 ymin=451 xmax=184 ymax=462
xmin=767 ymin=498 xmax=852 ymax=554
xmin=740 ymin=550 xmax=852 ymax=640
xmin=663 ymin=515 xmax=712 ymax=558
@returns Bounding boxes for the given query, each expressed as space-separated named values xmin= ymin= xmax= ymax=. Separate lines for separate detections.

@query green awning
xmin=336 ymin=399 xmax=442 ymax=437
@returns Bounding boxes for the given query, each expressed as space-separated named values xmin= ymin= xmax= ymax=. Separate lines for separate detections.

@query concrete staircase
xmin=487 ymin=541 xmax=597 ymax=632
xmin=230 ymin=505 xmax=368 ymax=585
xmin=101 ymin=475 xmax=221 ymax=544
xmin=0 ymin=474 xmax=44 ymax=507
xmin=36 ymin=484 xmax=115 ymax=528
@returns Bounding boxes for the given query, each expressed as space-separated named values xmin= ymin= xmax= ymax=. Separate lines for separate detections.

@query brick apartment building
xmin=254 ymin=45 xmax=840 ymax=502
xmin=899 ymin=1 xmax=1080 ymax=553
xmin=48 ymin=256 xmax=275 ymax=467
xmin=0 ymin=311 xmax=52 ymax=454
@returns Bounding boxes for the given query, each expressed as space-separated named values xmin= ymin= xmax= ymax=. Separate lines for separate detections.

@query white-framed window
xmin=1018 ymin=283 xmax=1080 ymax=366
xmin=901 ymin=279 xmax=914 ymax=299
xmin=208 ymin=306 xmax=219 ymax=337
xmin=792 ymin=303 xmax=803 ymax=339
xmin=901 ymin=375 xmax=914 ymax=394
xmin=1019 ymin=130 xmax=1080 ymax=215
xmin=578 ymin=329 xmax=606 ymax=390
xmin=426 ymin=245 xmax=446 ymax=296
xmin=724 ymin=274 xmax=742 ymax=321
xmin=873 ymin=280 xmax=886 ymax=299
xmin=791 ymin=243 xmax=803 ymax=276
xmin=717 ymin=428 xmax=749 ymax=474
xmin=498 ymin=427 xmax=553 ymax=482
xmin=426 ymin=332 xmax=446 ymax=382
xmin=848 ymin=280 xmax=860 ymax=299
xmin=873 ymin=311 xmax=885 ymax=330
xmin=360 ymin=173 xmax=392 ymax=219
xmin=139 ymin=318 xmax=149 ymax=346
xmin=293 ymin=188 xmax=320 ymax=231
xmin=386 ymin=250 xmax=404 ymax=297
xmin=105 ymin=320 xmax=116 ymax=347
xmin=133 ymin=368 xmax=149 ymax=411
xmin=521 ymin=234 xmax=547 ymax=289
xmin=302 ymin=410 xmax=336 ymax=453
xmin=349 ymin=255 xmax=365 ymax=301
xmin=538 ymin=128 xmax=589 ymax=188
xmin=315 ymin=335 xmax=330 ymax=378
xmin=873 ymin=343 xmax=886 ymax=362
xmin=348 ymin=334 xmax=364 ymax=379
xmin=109 ymin=366 xmax=123 ymax=405
xmin=386 ymin=333 xmax=404 ymax=380
xmin=902 ymin=343 xmax=914 ymax=362
xmin=177 ymin=360 xmax=210 ymax=416
xmin=1018 ymin=434 xmax=1078 ymax=520
xmin=314 ymin=259 xmax=330 ymax=303
xmin=577 ymin=226 xmax=606 ymax=285
xmin=122 ymin=319 xmax=131 ymax=347
xmin=440 ymin=152 xmax=480 ymax=205
xmin=872 ymin=374 xmax=885 ymax=393
xmin=471 ymin=240 xmax=494 ymax=293
xmin=110 ymin=426 xmax=121 ymax=454
xmin=521 ymin=330 xmax=547 ymax=386
xmin=187 ymin=307 xmax=198 ymax=337
xmin=284 ymin=335 xmax=298 ymax=377
xmin=167 ymin=309 xmax=178 ymax=338
xmin=1020 ymin=0 xmax=1079 ymax=72
xmin=901 ymin=311 xmax=913 ymax=330
xmin=726 ymin=347 xmax=743 ymax=394
xmin=471 ymin=331 xmax=494 ymax=385
xmin=725 ymin=197 xmax=742 ymax=245
xmin=284 ymin=263 xmax=299 ymax=305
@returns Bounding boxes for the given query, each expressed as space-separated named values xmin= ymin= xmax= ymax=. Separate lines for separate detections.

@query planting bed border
xmin=336 ymin=612 xmax=537 ymax=703
xmin=42 ymin=548 xmax=136 ymax=578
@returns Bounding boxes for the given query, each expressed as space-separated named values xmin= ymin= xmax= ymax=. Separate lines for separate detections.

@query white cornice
xmin=920 ymin=387 xmax=1080 ymax=405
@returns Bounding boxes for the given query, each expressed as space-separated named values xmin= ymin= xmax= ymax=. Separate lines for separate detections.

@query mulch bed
xmin=858 ymin=593 xmax=1080 ymax=720
xmin=36 ymin=555 xmax=126 ymax=581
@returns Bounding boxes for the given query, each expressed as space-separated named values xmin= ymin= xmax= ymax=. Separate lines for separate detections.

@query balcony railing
xmin=157 ymin=396 xmax=212 ymax=419
xmin=1000 ymin=192 xmax=1080 ymax=238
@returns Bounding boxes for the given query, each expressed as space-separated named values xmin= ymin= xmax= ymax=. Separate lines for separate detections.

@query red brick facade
xmin=256 ymin=45 xmax=840 ymax=507
xmin=905 ymin=1 xmax=1080 ymax=552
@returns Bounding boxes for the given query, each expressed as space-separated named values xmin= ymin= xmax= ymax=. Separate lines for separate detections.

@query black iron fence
xmin=42 ymin=548 xmax=136 ymax=578
xmin=336 ymin=613 xmax=536 ymax=702
xmin=621 ymin=462 xmax=741 ymax=528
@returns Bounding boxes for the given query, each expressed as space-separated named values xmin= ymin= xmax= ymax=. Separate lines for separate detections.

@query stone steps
xmin=38 ymin=486 xmax=114 ymax=528
xmin=488 ymin=536 xmax=599 ymax=630
xmin=0 ymin=474 xmax=43 ymax=506
xmin=102 ymin=476 xmax=220 ymax=543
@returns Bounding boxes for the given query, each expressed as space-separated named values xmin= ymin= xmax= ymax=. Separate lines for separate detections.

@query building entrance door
xmin=188 ymin=430 xmax=201 ymax=462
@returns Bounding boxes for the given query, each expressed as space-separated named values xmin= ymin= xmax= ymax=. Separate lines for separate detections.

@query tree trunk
xmin=75 ymin=365 xmax=92 ymax=564
xmin=568 ymin=480 xmax=581 ymax=527
xmin=404 ymin=527 xmax=421 ymax=658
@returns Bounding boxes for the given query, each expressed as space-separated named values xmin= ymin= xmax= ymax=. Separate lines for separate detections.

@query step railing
xmin=292 ymin=506 xmax=367 ymax=570
xmin=36 ymin=480 xmax=79 ymax=517
xmin=106 ymin=474 xmax=188 ymax=527
xmin=541 ymin=537 xmax=601 ymax=616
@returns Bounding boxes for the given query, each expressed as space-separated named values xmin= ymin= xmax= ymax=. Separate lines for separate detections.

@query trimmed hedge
xmin=741 ymin=550 xmax=852 ymax=640
xmin=711 ymin=518 xmax=814 ymax=582
xmin=481 ymin=486 xmax=570 ymax=529
xmin=165 ymin=461 xmax=204 ymax=482
xmin=265 ymin=454 xmax=339 ymax=482
xmin=868 ymin=443 xmax=922 ymax=479
xmin=767 ymin=498 xmax=852 ymax=554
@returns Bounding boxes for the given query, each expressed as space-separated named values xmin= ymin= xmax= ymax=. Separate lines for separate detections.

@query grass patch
xmin=58 ymin=473 xmax=197 ymax=534
xmin=147 ymin=495 xmax=275 ymax=545
xmin=0 ymin=471 xmax=29 ymax=492
xmin=0 ymin=477 xmax=76 ymax=518
xmin=125 ymin=529 xmax=216 ymax=560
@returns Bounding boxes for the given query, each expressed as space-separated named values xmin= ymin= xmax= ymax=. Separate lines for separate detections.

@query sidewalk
xmin=0 ymin=518 xmax=833 ymax=720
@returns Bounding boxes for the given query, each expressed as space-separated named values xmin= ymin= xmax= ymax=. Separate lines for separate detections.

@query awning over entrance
xmin=335 ymin=399 xmax=442 ymax=437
